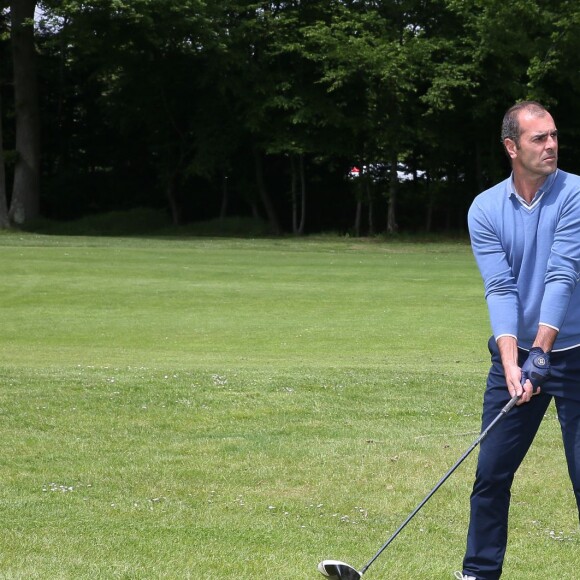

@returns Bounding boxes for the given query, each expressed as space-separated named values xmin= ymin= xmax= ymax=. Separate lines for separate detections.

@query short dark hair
xmin=501 ymin=101 xmax=549 ymax=147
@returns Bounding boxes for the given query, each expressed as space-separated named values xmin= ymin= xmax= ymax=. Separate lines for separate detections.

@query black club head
xmin=318 ymin=560 xmax=362 ymax=580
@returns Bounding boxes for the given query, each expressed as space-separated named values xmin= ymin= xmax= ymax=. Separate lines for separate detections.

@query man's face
xmin=505 ymin=110 xmax=558 ymax=179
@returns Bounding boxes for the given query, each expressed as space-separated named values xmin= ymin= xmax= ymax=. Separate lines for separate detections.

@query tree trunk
xmin=0 ymin=91 xmax=10 ymax=229
xmin=297 ymin=153 xmax=306 ymax=235
xmin=9 ymin=0 xmax=40 ymax=225
xmin=425 ymin=173 xmax=433 ymax=233
xmin=475 ymin=140 xmax=484 ymax=193
xmin=253 ymin=148 xmax=281 ymax=235
xmin=290 ymin=153 xmax=307 ymax=235
xmin=219 ymin=171 xmax=228 ymax=221
xmin=386 ymin=154 xmax=398 ymax=234
xmin=366 ymin=180 xmax=374 ymax=236
xmin=250 ymin=202 xmax=260 ymax=220
xmin=165 ymin=170 xmax=182 ymax=226
xmin=291 ymin=155 xmax=298 ymax=234
xmin=354 ymin=200 xmax=362 ymax=237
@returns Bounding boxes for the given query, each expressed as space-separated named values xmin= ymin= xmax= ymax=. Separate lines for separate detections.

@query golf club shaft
xmin=360 ymin=394 xmax=519 ymax=575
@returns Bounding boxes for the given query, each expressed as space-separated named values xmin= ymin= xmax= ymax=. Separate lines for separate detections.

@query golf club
xmin=318 ymin=392 xmax=522 ymax=579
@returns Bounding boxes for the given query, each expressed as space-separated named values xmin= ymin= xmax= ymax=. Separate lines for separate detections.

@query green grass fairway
xmin=0 ymin=233 xmax=577 ymax=579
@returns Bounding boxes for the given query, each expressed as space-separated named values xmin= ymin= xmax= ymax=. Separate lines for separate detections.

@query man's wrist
xmin=532 ymin=324 xmax=558 ymax=353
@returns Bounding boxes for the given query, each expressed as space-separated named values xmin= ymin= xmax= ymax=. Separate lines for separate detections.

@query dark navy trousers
xmin=462 ymin=338 xmax=580 ymax=579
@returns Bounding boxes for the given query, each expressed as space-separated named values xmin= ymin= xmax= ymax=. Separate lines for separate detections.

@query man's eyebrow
xmin=530 ymin=129 xmax=558 ymax=138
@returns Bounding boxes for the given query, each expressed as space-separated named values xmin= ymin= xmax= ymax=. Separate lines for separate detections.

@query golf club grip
xmin=361 ymin=393 xmax=520 ymax=574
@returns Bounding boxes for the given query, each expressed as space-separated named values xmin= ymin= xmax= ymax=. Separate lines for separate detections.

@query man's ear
xmin=504 ymin=138 xmax=518 ymax=159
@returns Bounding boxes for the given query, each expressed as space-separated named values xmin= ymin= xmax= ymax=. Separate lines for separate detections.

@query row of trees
xmin=1 ymin=1 xmax=580 ymax=234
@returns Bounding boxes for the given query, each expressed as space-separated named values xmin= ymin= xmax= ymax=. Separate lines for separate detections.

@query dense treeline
xmin=1 ymin=1 xmax=580 ymax=235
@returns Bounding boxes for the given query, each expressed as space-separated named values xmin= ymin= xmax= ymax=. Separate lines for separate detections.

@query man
xmin=455 ymin=101 xmax=580 ymax=579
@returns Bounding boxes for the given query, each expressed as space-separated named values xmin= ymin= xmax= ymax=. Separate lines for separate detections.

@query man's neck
xmin=513 ymin=173 xmax=549 ymax=204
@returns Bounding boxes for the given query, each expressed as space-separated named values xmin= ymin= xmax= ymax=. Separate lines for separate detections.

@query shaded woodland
xmin=2 ymin=1 xmax=580 ymax=234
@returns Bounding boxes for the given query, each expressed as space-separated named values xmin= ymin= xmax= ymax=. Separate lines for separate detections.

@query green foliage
xmin=2 ymin=0 xmax=580 ymax=232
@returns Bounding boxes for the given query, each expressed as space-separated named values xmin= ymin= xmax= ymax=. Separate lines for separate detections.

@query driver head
xmin=318 ymin=560 xmax=362 ymax=580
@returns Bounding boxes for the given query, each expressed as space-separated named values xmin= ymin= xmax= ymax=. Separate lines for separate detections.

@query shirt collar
xmin=508 ymin=169 xmax=558 ymax=209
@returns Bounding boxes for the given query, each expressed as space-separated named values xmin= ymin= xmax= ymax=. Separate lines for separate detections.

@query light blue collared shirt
xmin=468 ymin=169 xmax=580 ymax=350
xmin=508 ymin=169 xmax=559 ymax=210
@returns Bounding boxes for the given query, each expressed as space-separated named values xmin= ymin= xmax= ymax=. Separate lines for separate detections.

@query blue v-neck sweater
xmin=468 ymin=169 xmax=580 ymax=351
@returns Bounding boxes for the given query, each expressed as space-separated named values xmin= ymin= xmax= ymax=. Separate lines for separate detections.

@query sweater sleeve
xmin=539 ymin=185 xmax=580 ymax=329
xmin=468 ymin=200 xmax=520 ymax=340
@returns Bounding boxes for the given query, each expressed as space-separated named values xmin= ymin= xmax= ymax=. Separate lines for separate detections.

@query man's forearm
xmin=532 ymin=324 xmax=558 ymax=352
xmin=497 ymin=335 xmax=519 ymax=369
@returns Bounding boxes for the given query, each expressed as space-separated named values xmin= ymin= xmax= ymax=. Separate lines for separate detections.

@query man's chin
xmin=541 ymin=160 xmax=558 ymax=174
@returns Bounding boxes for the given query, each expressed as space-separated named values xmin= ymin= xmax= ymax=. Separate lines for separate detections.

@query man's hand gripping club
xmin=497 ymin=336 xmax=551 ymax=404
xmin=519 ymin=347 xmax=550 ymax=402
